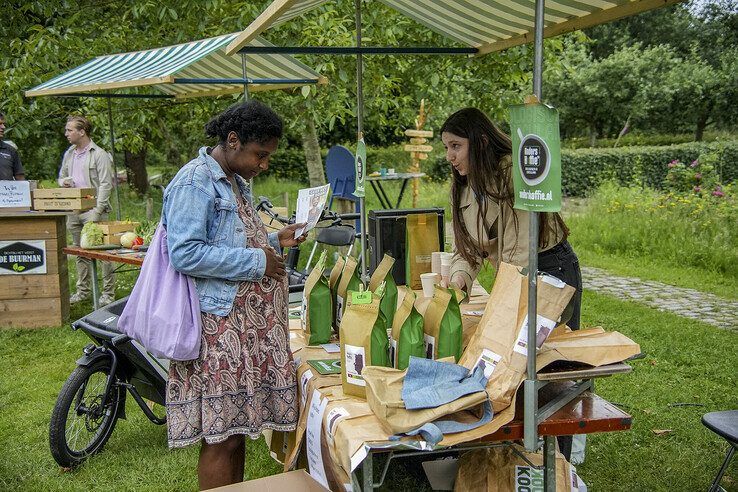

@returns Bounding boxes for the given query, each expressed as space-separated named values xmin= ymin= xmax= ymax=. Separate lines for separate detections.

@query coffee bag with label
xmin=335 ymin=255 xmax=361 ymax=328
xmin=390 ymin=288 xmax=424 ymax=370
xmin=405 ymin=213 xmax=440 ymax=289
xmin=422 ymin=285 xmax=463 ymax=362
xmin=301 ymin=250 xmax=332 ymax=345
xmin=368 ymin=254 xmax=398 ymax=330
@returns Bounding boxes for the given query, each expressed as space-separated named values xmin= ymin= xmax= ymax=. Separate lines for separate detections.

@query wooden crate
xmin=33 ymin=197 xmax=96 ymax=211
xmin=33 ymin=188 xmax=95 ymax=199
xmin=104 ymin=233 xmax=121 ymax=245
xmin=97 ymin=220 xmax=139 ymax=235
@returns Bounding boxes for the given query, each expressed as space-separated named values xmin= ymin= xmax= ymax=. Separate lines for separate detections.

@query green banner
xmin=509 ymin=103 xmax=561 ymax=212
xmin=353 ymin=137 xmax=366 ymax=198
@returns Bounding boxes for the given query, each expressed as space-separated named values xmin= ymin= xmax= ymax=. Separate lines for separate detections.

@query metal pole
xmin=355 ymin=0 xmax=369 ymax=283
xmin=241 ymin=54 xmax=255 ymax=197
xmin=106 ymin=96 xmax=121 ymax=220
xmin=523 ymin=0 xmax=545 ymax=452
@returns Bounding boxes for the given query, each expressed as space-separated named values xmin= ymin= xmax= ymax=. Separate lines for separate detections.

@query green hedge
xmin=426 ymin=140 xmax=738 ymax=195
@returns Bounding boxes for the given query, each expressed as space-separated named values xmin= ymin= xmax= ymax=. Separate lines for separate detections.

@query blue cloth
xmin=402 ymin=356 xmax=488 ymax=410
xmin=163 ymin=147 xmax=281 ymax=316
xmin=397 ymin=356 xmax=494 ymax=445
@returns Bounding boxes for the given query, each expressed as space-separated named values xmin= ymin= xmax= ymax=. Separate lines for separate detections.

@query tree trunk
xmin=301 ymin=112 xmax=326 ymax=187
xmin=694 ymin=113 xmax=709 ymax=142
xmin=587 ymin=123 xmax=598 ymax=147
xmin=125 ymin=148 xmax=148 ymax=195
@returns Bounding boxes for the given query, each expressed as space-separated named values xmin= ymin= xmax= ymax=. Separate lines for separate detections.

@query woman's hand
xmin=262 ymin=247 xmax=286 ymax=279
xmin=450 ymin=274 xmax=468 ymax=292
xmin=277 ymin=222 xmax=308 ymax=248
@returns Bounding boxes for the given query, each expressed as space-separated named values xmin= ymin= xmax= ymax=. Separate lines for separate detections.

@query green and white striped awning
xmin=26 ymin=33 xmax=325 ymax=98
xmin=225 ymin=0 xmax=682 ymax=56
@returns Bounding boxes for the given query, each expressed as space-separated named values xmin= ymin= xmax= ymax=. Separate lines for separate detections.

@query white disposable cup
xmin=388 ymin=168 xmax=395 ymax=175
xmin=440 ymin=263 xmax=451 ymax=280
xmin=420 ymin=272 xmax=440 ymax=298
xmin=431 ymin=252 xmax=443 ymax=274
xmin=440 ymin=252 xmax=453 ymax=267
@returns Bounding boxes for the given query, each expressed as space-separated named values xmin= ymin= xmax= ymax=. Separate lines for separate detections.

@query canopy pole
xmin=240 ymin=54 xmax=251 ymax=101
xmin=355 ymin=0 xmax=368 ymax=283
xmin=523 ymin=0 xmax=545 ymax=453
xmin=106 ymin=96 xmax=122 ymax=220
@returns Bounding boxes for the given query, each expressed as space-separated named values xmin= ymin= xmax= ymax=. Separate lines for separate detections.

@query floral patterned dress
xmin=166 ymin=195 xmax=297 ymax=448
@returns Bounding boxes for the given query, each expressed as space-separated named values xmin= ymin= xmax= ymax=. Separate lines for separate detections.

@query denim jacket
xmin=162 ymin=147 xmax=281 ymax=316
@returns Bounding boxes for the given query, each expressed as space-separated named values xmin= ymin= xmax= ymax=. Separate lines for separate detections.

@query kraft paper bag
xmin=390 ymin=289 xmax=425 ymax=370
xmin=537 ymin=328 xmax=641 ymax=370
xmin=405 ymin=213 xmax=440 ymax=289
xmin=328 ymin=256 xmax=345 ymax=329
xmin=459 ymin=262 xmax=575 ymax=413
xmin=340 ymin=290 xmax=391 ymax=399
xmin=423 ymin=286 xmax=464 ymax=362
xmin=368 ymin=254 xmax=399 ymax=330
xmin=362 ymin=364 xmax=488 ymax=435
xmin=302 ymin=251 xmax=333 ymax=345
xmin=335 ymin=255 xmax=361 ymax=327
xmin=454 ymin=444 xmax=572 ymax=492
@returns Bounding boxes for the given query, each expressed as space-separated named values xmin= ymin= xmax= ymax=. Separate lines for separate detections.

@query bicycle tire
xmin=49 ymin=359 xmax=123 ymax=468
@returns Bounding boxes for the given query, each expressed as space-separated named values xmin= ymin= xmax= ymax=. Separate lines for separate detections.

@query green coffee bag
xmin=340 ymin=286 xmax=390 ymax=399
xmin=302 ymin=251 xmax=332 ymax=345
xmin=328 ymin=256 xmax=345 ymax=329
xmin=390 ymin=288 xmax=424 ymax=370
xmin=422 ymin=285 xmax=463 ymax=362
xmin=368 ymin=254 xmax=398 ymax=330
xmin=335 ymin=255 xmax=361 ymax=327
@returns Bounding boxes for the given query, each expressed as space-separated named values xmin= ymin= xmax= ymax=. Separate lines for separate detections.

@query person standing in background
xmin=0 ymin=112 xmax=25 ymax=180
xmin=58 ymin=115 xmax=116 ymax=306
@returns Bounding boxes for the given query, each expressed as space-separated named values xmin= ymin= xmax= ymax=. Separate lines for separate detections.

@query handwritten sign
xmin=0 ymin=180 xmax=31 ymax=210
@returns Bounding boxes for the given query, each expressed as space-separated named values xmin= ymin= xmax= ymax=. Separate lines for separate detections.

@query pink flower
xmin=668 ymin=162 xmax=677 ymax=168
xmin=694 ymin=173 xmax=702 ymax=180
xmin=712 ymin=190 xmax=725 ymax=197
xmin=693 ymin=186 xmax=701 ymax=192
xmin=690 ymin=160 xmax=699 ymax=168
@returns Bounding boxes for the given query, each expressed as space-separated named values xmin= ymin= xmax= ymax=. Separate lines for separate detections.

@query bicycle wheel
xmin=49 ymin=359 xmax=123 ymax=468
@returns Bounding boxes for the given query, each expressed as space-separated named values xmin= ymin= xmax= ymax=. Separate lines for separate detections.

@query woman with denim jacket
xmin=162 ymin=101 xmax=306 ymax=489
xmin=441 ymin=107 xmax=583 ymax=460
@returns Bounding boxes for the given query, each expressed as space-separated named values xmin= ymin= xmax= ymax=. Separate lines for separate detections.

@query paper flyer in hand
xmin=294 ymin=184 xmax=330 ymax=238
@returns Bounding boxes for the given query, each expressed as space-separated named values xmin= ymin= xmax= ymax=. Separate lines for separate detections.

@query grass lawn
xmin=3 ymin=181 xmax=735 ymax=491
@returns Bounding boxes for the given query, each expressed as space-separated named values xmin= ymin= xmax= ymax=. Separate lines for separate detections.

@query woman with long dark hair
xmin=442 ymin=107 xmax=582 ymax=329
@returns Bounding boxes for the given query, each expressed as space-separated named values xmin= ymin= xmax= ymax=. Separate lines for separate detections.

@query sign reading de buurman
xmin=510 ymin=103 xmax=562 ymax=212
xmin=0 ymin=240 xmax=47 ymax=274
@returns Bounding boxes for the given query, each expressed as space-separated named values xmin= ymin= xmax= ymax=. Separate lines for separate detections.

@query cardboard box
xmin=96 ymin=220 xmax=140 ymax=235
xmin=208 ymin=469 xmax=329 ymax=491
xmin=33 ymin=197 xmax=96 ymax=211
xmin=33 ymin=187 xmax=95 ymax=199
xmin=104 ymin=234 xmax=121 ymax=245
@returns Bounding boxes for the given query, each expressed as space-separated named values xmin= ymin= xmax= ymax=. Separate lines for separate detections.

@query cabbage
xmin=81 ymin=222 xmax=104 ymax=249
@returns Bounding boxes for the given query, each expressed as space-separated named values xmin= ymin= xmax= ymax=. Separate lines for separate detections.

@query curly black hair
xmin=204 ymin=100 xmax=283 ymax=145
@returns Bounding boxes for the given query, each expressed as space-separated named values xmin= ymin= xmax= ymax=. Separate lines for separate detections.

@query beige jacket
xmin=449 ymin=156 xmax=565 ymax=288
xmin=58 ymin=139 xmax=114 ymax=214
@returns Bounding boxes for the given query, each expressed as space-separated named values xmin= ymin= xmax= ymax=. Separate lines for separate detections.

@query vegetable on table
xmin=80 ymin=222 xmax=104 ymax=249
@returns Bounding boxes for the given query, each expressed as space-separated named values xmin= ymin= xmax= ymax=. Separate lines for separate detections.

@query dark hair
xmin=205 ymin=100 xmax=283 ymax=145
xmin=441 ymin=107 xmax=567 ymax=268
xmin=67 ymin=115 xmax=92 ymax=135
xmin=0 ymin=112 xmax=5 ymax=120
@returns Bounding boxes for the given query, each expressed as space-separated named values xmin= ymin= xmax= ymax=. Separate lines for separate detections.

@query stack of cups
xmin=420 ymin=272 xmax=441 ymax=298
xmin=440 ymin=252 xmax=453 ymax=288
xmin=431 ymin=252 xmax=443 ymax=275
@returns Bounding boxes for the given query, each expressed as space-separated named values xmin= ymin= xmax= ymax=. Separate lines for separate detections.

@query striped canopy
xmin=26 ymin=34 xmax=325 ymax=98
xmin=225 ymin=0 xmax=682 ymax=56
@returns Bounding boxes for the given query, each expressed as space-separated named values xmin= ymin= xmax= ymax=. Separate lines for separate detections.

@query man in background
xmin=0 ymin=112 xmax=25 ymax=180
xmin=59 ymin=115 xmax=116 ymax=306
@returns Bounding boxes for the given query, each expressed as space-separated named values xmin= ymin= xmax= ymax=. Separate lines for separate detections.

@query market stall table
xmin=62 ymin=246 xmax=145 ymax=310
xmin=366 ymin=172 xmax=425 ymax=209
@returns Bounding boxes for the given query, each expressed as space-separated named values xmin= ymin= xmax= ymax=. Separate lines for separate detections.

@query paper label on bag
xmin=473 ymin=348 xmax=502 ymax=379
xmin=300 ymin=369 xmax=314 ymax=409
xmin=390 ymin=338 xmax=398 ymax=367
xmin=306 ymin=389 xmax=329 ymax=488
xmin=344 ymin=344 xmax=366 ymax=387
xmin=351 ymin=291 xmax=372 ymax=305
xmin=325 ymin=406 xmax=350 ymax=444
xmin=515 ymin=465 xmax=544 ymax=492
xmin=336 ymin=295 xmax=345 ymax=325
xmin=424 ymin=334 xmax=436 ymax=359
xmin=513 ymin=314 xmax=558 ymax=356
xmin=321 ymin=343 xmax=340 ymax=353
xmin=415 ymin=254 xmax=432 ymax=264
xmin=541 ymin=273 xmax=567 ymax=289
xmin=300 ymin=296 xmax=307 ymax=329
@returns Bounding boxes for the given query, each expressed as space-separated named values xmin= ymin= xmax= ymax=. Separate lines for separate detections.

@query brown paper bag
xmin=455 ymin=444 xmax=572 ymax=492
xmin=329 ymin=256 xmax=346 ymax=329
xmin=335 ymin=255 xmax=361 ymax=327
xmin=537 ymin=328 xmax=641 ymax=370
xmin=459 ymin=262 xmax=575 ymax=413
xmin=363 ymin=365 xmax=488 ymax=434
xmin=405 ymin=213 xmax=440 ymax=289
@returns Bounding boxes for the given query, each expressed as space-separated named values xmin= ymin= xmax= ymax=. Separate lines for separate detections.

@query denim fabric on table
xmin=402 ymin=356 xmax=488 ymax=410
xmin=395 ymin=356 xmax=493 ymax=445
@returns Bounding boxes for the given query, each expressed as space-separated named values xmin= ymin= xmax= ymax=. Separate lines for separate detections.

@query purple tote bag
xmin=119 ymin=225 xmax=201 ymax=361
